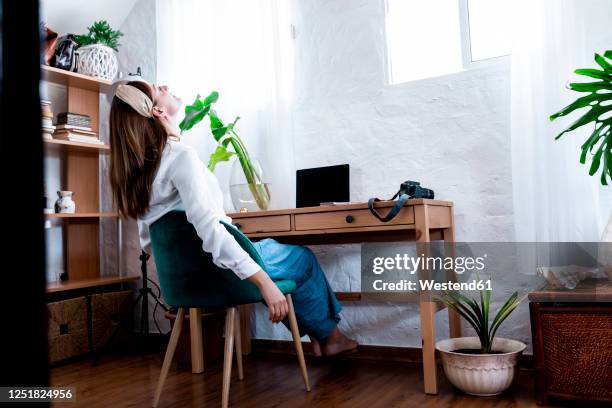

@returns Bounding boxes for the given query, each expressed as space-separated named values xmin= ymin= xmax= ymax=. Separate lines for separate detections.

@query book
xmin=53 ymin=130 xmax=103 ymax=145
xmin=42 ymin=117 xmax=54 ymax=128
xmin=41 ymin=99 xmax=53 ymax=119
xmin=52 ymin=134 xmax=105 ymax=145
xmin=42 ymin=129 xmax=54 ymax=140
xmin=56 ymin=112 xmax=92 ymax=127
xmin=54 ymin=129 xmax=97 ymax=138
xmin=55 ymin=124 xmax=95 ymax=134
xmin=57 ymin=112 xmax=90 ymax=121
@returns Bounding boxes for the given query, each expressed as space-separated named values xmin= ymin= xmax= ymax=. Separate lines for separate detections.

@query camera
xmin=398 ymin=180 xmax=434 ymax=199
xmin=368 ymin=180 xmax=435 ymax=222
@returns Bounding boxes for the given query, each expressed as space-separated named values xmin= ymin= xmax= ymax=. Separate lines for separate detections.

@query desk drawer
xmin=232 ymin=215 xmax=291 ymax=234
xmin=294 ymin=207 xmax=414 ymax=231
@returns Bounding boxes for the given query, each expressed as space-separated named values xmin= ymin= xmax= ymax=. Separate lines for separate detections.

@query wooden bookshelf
xmin=45 ymin=212 xmax=118 ymax=218
xmin=43 ymin=138 xmax=110 ymax=151
xmin=42 ymin=65 xmax=122 ymax=289
xmin=47 ymin=276 xmax=139 ymax=294
xmin=41 ymin=64 xmax=111 ymax=92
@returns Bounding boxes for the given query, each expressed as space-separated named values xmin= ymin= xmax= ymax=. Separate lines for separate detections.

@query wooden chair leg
xmin=222 ymin=307 xmax=236 ymax=408
xmin=286 ymin=294 xmax=311 ymax=392
xmin=239 ymin=304 xmax=252 ymax=355
xmin=234 ymin=309 xmax=244 ymax=380
xmin=189 ymin=307 xmax=204 ymax=373
xmin=153 ymin=307 xmax=185 ymax=408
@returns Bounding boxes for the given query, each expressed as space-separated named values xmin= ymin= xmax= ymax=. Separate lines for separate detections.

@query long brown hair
xmin=109 ymin=81 xmax=168 ymax=218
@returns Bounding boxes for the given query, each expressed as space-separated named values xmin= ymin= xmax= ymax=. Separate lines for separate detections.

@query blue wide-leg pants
xmin=253 ymin=238 xmax=342 ymax=341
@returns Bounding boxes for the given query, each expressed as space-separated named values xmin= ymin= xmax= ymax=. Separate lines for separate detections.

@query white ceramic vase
xmin=436 ymin=337 xmax=526 ymax=396
xmin=55 ymin=191 xmax=76 ymax=214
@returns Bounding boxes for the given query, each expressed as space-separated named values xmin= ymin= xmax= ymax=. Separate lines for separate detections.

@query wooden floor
xmin=50 ymin=350 xmax=548 ymax=408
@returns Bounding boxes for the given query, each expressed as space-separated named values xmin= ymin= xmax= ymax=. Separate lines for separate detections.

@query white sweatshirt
xmin=137 ymin=139 xmax=261 ymax=280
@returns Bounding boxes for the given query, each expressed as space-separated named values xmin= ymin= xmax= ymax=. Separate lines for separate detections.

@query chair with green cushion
xmin=149 ymin=210 xmax=310 ymax=408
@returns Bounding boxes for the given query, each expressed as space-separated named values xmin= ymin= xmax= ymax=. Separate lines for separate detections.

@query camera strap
xmin=367 ymin=193 xmax=410 ymax=222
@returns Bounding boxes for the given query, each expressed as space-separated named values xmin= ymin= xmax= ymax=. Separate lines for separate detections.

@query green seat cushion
xmin=150 ymin=210 xmax=295 ymax=309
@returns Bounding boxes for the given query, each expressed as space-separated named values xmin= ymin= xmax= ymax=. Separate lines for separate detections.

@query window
xmin=464 ymin=0 xmax=512 ymax=62
xmin=385 ymin=0 xmax=512 ymax=85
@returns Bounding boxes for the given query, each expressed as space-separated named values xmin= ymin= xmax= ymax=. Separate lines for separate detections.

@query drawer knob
xmin=345 ymin=215 xmax=354 ymax=224
xmin=234 ymin=222 xmax=242 ymax=230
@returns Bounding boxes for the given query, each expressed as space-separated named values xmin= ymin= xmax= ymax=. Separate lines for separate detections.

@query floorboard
xmin=50 ymin=350 xmax=548 ymax=408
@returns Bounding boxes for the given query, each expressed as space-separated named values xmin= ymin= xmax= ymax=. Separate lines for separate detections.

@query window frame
xmin=384 ymin=0 xmax=511 ymax=86
xmin=458 ymin=0 xmax=511 ymax=69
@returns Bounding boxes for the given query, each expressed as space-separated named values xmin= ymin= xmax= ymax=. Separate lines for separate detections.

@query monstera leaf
xmin=550 ymin=51 xmax=612 ymax=185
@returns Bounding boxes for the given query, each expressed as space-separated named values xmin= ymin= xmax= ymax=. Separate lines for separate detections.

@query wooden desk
xmin=224 ymin=199 xmax=460 ymax=394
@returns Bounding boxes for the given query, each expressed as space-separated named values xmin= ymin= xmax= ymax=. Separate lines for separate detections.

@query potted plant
xmin=179 ymin=91 xmax=271 ymax=211
xmin=74 ymin=20 xmax=123 ymax=80
xmin=550 ymin=50 xmax=612 ymax=279
xmin=435 ymin=290 xmax=526 ymax=396
xmin=550 ymin=51 xmax=612 ymax=186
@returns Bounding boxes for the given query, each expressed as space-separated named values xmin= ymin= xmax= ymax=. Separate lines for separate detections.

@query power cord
xmin=147 ymin=277 xmax=170 ymax=336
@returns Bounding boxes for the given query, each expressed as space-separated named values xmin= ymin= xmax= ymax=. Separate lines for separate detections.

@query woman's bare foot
xmin=310 ymin=336 xmax=323 ymax=357
xmin=322 ymin=328 xmax=358 ymax=356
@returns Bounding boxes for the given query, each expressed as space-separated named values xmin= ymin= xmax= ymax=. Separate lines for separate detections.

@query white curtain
xmin=156 ymin=0 xmax=296 ymax=211
xmin=511 ymin=0 xmax=612 ymax=242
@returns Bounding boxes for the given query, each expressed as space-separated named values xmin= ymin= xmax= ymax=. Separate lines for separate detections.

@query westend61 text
xmin=372 ymin=279 xmax=493 ymax=292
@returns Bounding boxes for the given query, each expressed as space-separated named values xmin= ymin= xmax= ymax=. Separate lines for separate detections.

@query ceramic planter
xmin=436 ymin=336 xmax=526 ymax=396
xmin=76 ymin=44 xmax=118 ymax=80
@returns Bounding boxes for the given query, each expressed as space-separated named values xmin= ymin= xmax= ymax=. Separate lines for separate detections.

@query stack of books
xmin=41 ymin=100 xmax=55 ymax=140
xmin=53 ymin=112 xmax=104 ymax=145
xmin=57 ymin=112 xmax=91 ymax=128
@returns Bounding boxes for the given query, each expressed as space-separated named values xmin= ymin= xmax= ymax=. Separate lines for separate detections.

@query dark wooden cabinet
xmin=529 ymin=280 xmax=612 ymax=405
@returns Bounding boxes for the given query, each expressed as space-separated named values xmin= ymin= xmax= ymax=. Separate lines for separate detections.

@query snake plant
xmin=550 ymin=51 xmax=612 ymax=185
xmin=437 ymin=290 xmax=521 ymax=354
xmin=179 ymin=91 xmax=270 ymax=210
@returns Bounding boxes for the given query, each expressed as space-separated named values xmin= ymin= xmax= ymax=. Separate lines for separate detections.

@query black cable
xmin=147 ymin=276 xmax=162 ymax=294
xmin=146 ymin=277 xmax=170 ymax=335
xmin=147 ymin=277 xmax=169 ymax=311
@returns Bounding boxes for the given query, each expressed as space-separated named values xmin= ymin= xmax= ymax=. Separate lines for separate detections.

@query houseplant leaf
xmin=550 ymin=51 xmax=612 ymax=185
xmin=438 ymin=290 xmax=522 ymax=354
xmin=208 ymin=145 xmax=235 ymax=172
xmin=179 ymin=91 xmax=219 ymax=132
xmin=179 ymin=90 xmax=271 ymax=210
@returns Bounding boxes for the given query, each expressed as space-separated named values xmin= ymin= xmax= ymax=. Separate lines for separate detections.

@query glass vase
xmin=229 ymin=156 xmax=271 ymax=212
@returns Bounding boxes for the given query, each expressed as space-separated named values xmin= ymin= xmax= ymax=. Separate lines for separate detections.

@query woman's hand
xmin=248 ymin=270 xmax=288 ymax=323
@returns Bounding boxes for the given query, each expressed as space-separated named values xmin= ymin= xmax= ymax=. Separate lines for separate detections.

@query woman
xmin=108 ymin=80 xmax=357 ymax=356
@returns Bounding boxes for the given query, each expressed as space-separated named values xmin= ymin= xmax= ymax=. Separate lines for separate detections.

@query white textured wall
xmin=252 ymin=0 xmax=537 ymax=350
xmin=107 ymin=0 xmax=541 ymax=348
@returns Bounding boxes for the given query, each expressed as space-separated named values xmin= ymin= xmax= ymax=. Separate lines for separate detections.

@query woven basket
xmin=76 ymin=44 xmax=118 ymax=81
xmin=48 ymin=297 xmax=89 ymax=363
xmin=91 ymin=290 xmax=133 ymax=351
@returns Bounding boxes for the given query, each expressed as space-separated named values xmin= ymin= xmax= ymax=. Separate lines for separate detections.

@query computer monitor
xmin=296 ymin=164 xmax=350 ymax=208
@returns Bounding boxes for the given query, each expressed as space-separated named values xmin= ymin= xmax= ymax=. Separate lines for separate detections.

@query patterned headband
xmin=115 ymin=83 xmax=153 ymax=118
